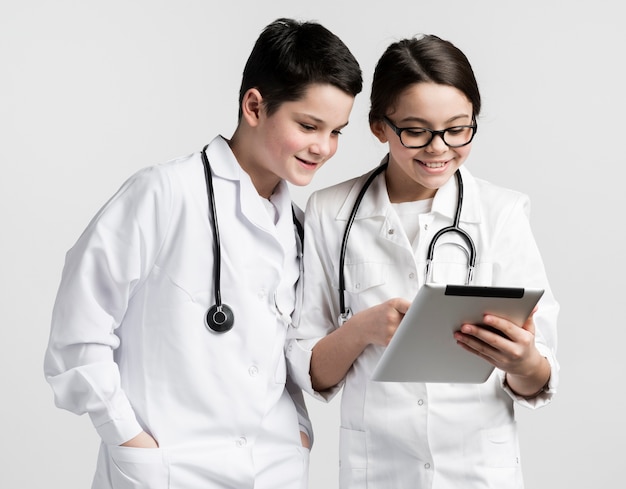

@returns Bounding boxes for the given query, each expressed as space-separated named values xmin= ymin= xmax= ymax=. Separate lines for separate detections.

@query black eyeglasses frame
xmin=383 ymin=116 xmax=478 ymax=149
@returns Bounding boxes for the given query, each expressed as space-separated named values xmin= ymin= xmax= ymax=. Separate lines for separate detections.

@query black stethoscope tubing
xmin=201 ymin=144 xmax=235 ymax=333
xmin=337 ymin=159 xmax=476 ymax=324
xmin=338 ymin=162 xmax=388 ymax=323
xmin=200 ymin=144 xmax=304 ymax=333
xmin=425 ymin=168 xmax=476 ymax=285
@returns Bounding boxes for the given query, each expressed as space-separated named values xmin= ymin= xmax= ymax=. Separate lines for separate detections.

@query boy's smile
xmin=233 ymin=83 xmax=355 ymax=198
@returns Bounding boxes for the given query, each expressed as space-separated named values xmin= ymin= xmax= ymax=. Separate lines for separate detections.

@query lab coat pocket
xmin=107 ymin=445 xmax=170 ymax=489
xmin=339 ymin=427 xmax=367 ymax=488
xmin=341 ymin=262 xmax=386 ymax=293
xmin=254 ymin=446 xmax=310 ymax=489
xmin=480 ymin=422 xmax=521 ymax=468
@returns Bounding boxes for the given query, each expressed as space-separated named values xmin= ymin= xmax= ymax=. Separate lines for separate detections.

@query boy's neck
xmin=228 ymin=130 xmax=279 ymax=199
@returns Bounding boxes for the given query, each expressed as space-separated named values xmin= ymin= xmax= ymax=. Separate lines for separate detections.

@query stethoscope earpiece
xmin=205 ymin=304 xmax=235 ymax=333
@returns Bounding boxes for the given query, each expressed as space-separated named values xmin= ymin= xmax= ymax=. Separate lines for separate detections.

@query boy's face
xmin=247 ymin=83 xmax=355 ymax=194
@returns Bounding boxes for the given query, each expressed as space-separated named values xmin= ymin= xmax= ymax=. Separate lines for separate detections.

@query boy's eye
xmin=299 ymin=122 xmax=343 ymax=136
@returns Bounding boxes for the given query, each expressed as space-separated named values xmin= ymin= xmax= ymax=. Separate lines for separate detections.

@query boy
xmin=44 ymin=18 xmax=362 ymax=489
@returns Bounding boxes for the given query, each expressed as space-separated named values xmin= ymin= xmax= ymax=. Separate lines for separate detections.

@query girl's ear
xmin=240 ymin=88 xmax=264 ymax=127
xmin=370 ymin=120 xmax=388 ymax=143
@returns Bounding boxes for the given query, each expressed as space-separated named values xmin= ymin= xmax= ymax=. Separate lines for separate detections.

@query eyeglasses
xmin=383 ymin=117 xmax=477 ymax=149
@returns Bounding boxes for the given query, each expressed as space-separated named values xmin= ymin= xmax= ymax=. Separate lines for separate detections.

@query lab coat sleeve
xmin=43 ymin=166 xmax=172 ymax=445
xmin=286 ymin=190 xmax=345 ymax=403
xmin=489 ymin=191 xmax=560 ymax=408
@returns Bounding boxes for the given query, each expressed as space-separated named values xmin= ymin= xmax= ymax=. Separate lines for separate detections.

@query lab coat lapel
xmin=267 ymin=180 xmax=297 ymax=253
xmin=239 ymin=176 xmax=274 ymax=234
xmin=336 ymin=164 xmax=389 ymax=222
xmin=205 ymin=135 xmax=278 ymax=237
xmin=235 ymin=164 xmax=298 ymax=250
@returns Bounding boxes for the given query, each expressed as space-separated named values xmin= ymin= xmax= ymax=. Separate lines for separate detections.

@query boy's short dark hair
xmin=238 ymin=18 xmax=362 ymax=119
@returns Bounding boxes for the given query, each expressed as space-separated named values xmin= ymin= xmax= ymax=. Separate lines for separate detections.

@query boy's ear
xmin=240 ymin=88 xmax=264 ymax=127
xmin=370 ymin=120 xmax=388 ymax=143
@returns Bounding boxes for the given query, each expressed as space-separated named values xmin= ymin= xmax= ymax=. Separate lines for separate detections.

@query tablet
xmin=371 ymin=284 xmax=544 ymax=383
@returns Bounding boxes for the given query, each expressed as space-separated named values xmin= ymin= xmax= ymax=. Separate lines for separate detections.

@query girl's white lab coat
xmin=287 ymin=160 xmax=559 ymax=489
xmin=45 ymin=136 xmax=310 ymax=489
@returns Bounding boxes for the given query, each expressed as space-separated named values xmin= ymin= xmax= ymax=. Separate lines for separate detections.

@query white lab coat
xmin=45 ymin=136 xmax=310 ymax=489
xmin=287 ymin=159 xmax=559 ymax=489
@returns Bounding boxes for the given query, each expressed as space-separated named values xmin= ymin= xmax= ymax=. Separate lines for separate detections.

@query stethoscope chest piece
xmin=205 ymin=304 xmax=235 ymax=333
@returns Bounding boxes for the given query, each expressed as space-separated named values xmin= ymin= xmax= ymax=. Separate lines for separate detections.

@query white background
xmin=2 ymin=1 xmax=624 ymax=487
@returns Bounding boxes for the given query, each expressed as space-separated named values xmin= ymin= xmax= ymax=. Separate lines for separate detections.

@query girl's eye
xmin=406 ymin=128 xmax=428 ymax=136
xmin=332 ymin=129 xmax=343 ymax=136
xmin=300 ymin=123 xmax=315 ymax=131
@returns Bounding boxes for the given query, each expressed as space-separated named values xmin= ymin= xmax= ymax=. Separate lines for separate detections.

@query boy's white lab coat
xmin=287 ymin=161 xmax=559 ymax=489
xmin=45 ymin=136 xmax=310 ymax=489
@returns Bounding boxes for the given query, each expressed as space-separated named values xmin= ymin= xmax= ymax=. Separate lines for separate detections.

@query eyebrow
xmin=398 ymin=114 xmax=472 ymax=126
xmin=298 ymin=113 xmax=350 ymax=130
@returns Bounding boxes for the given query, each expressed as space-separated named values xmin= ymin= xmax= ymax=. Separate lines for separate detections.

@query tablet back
xmin=371 ymin=284 xmax=544 ymax=383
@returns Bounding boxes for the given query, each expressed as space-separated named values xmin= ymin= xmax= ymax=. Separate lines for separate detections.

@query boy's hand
xmin=300 ymin=431 xmax=311 ymax=449
xmin=121 ymin=431 xmax=159 ymax=448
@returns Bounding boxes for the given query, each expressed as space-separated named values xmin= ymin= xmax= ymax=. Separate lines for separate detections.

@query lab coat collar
xmin=336 ymin=157 xmax=391 ymax=221
xmin=204 ymin=135 xmax=295 ymax=241
xmin=336 ymin=156 xmax=482 ymax=225
xmin=204 ymin=135 xmax=241 ymax=181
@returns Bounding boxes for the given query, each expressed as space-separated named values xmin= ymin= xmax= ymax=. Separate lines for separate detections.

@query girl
xmin=288 ymin=34 xmax=559 ymax=489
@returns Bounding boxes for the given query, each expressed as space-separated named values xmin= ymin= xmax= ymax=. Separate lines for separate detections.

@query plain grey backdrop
xmin=2 ymin=0 xmax=624 ymax=487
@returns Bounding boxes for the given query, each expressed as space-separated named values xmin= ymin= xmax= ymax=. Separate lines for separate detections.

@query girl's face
xmin=371 ymin=82 xmax=474 ymax=203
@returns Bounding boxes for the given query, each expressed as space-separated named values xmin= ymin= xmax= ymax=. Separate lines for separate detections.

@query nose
xmin=310 ymin=134 xmax=335 ymax=159
xmin=425 ymin=132 xmax=448 ymax=154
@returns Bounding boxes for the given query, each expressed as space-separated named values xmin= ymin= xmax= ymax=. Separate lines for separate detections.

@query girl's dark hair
xmin=239 ymin=18 xmax=362 ymax=119
xmin=369 ymin=35 xmax=481 ymax=124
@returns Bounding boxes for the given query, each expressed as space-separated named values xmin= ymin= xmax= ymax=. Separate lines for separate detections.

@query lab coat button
xmin=388 ymin=228 xmax=395 ymax=235
xmin=409 ymin=272 xmax=415 ymax=280
xmin=248 ymin=366 xmax=259 ymax=377
xmin=417 ymin=399 xmax=424 ymax=406
xmin=424 ymin=463 xmax=431 ymax=469
xmin=236 ymin=437 xmax=247 ymax=447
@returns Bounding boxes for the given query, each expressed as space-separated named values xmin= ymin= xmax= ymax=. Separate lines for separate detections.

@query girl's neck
xmin=385 ymin=163 xmax=437 ymax=203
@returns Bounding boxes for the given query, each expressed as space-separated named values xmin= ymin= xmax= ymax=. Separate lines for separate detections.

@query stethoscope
xmin=200 ymin=144 xmax=304 ymax=333
xmin=201 ymin=145 xmax=235 ymax=333
xmin=337 ymin=159 xmax=477 ymax=325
